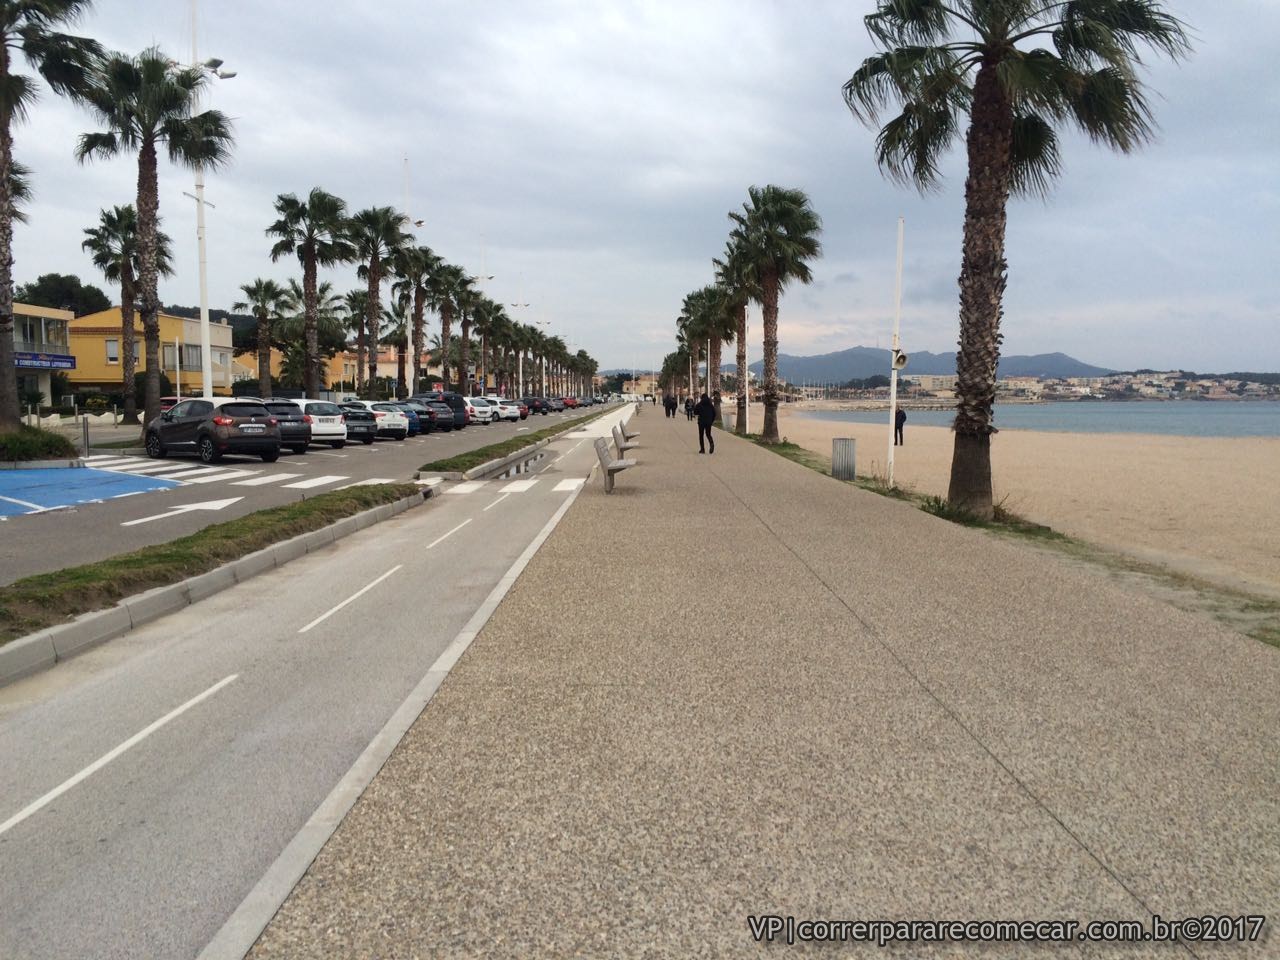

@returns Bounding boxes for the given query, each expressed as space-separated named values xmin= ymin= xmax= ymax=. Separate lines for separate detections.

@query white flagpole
xmin=887 ymin=217 xmax=904 ymax=486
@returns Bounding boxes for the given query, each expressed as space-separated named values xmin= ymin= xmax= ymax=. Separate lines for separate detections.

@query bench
xmin=620 ymin=419 xmax=639 ymax=440
xmin=595 ymin=437 xmax=635 ymax=493
xmin=612 ymin=424 xmax=640 ymax=458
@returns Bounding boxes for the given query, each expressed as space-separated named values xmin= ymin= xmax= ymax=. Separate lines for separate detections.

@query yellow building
xmin=69 ymin=308 xmax=240 ymax=395
xmin=10 ymin=302 xmax=76 ymax=404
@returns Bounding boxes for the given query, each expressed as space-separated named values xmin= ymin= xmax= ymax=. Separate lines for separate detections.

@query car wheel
xmin=144 ymin=432 xmax=165 ymax=458
xmin=363 ymin=437 xmax=375 ymax=445
xmin=291 ymin=445 xmax=308 ymax=455
xmin=261 ymin=450 xmax=279 ymax=463
xmin=198 ymin=436 xmax=220 ymax=463
xmin=330 ymin=440 xmax=345 ymax=449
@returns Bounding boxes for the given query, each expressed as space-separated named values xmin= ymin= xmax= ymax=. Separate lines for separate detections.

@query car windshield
xmin=221 ymin=403 xmax=268 ymax=418
xmin=471 ymin=398 xmax=490 ymax=406
xmin=372 ymin=404 xmax=401 ymax=413
xmin=265 ymin=403 xmax=300 ymax=416
xmin=306 ymin=402 xmax=342 ymax=416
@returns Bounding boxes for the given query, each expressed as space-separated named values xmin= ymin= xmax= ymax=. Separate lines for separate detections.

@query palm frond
xmin=164 ymin=109 xmax=235 ymax=169
xmin=1069 ymin=65 xmax=1154 ymax=150
xmin=1008 ymin=111 xmax=1062 ymax=198
xmin=74 ymin=130 xmax=119 ymax=163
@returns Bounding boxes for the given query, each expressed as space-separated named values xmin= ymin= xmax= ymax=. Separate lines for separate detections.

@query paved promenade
xmin=250 ymin=409 xmax=1279 ymax=958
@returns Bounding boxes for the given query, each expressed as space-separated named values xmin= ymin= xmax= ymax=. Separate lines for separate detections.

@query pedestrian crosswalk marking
xmin=500 ymin=479 xmax=539 ymax=493
xmin=415 ymin=477 xmax=443 ymax=487
xmin=335 ymin=478 xmax=395 ymax=490
xmin=447 ymin=481 xmax=487 ymax=494
xmin=282 ymin=475 xmax=348 ymax=489
xmin=182 ymin=469 xmax=261 ymax=484
xmin=553 ymin=479 xmax=586 ymax=492
xmin=231 ymin=473 xmax=305 ymax=486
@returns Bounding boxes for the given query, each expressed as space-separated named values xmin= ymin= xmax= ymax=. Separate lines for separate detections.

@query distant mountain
xmin=722 ymin=346 xmax=1112 ymax=382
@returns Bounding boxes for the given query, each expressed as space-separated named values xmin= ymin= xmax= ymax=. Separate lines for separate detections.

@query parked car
xmin=263 ymin=399 xmax=313 ymax=454
xmin=338 ymin=404 xmax=378 ymax=444
xmin=290 ymin=399 xmax=348 ymax=448
xmin=484 ymin=396 xmax=521 ymax=422
xmin=517 ymin=400 xmax=529 ymax=419
xmin=421 ymin=400 xmax=456 ymax=431
xmin=159 ymin=396 xmax=180 ymax=412
xmin=410 ymin=390 xmax=468 ymax=429
xmin=384 ymin=401 xmax=421 ymax=436
xmin=561 ymin=396 xmax=579 ymax=409
xmin=521 ymin=396 xmax=549 ymax=416
xmin=341 ymin=400 xmax=409 ymax=440
xmin=464 ymin=396 xmax=494 ymax=424
xmin=145 ymin=397 xmax=281 ymax=463
xmin=547 ymin=397 xmax=566 ymax=412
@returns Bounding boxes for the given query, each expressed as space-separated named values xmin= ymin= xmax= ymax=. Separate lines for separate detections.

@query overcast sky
xmin=13 ymin=0 xmax=1279 ymax=373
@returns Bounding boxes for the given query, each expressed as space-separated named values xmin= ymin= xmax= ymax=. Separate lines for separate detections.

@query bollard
xmin=832 ymin=437 xmax=856 ymax=480
xmin=81 ymin=415 xmax=90 ymax=456
xmin=723 ymin=411 xmax=736 ymax=432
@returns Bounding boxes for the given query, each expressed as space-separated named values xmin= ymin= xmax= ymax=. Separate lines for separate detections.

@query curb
xmin=417 ymin=410 xmax=615 ymax=484
xmin=0 ymin=459 xmax=85 ymax=470
xmin=88 ymin=447 xmax=146 ymax=456
xmin=0 ymin=491 xmax=428 ymax=689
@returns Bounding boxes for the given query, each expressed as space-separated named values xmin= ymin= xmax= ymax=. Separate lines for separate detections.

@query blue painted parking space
xmin=0 ymin=468 xmax=178 ymax=517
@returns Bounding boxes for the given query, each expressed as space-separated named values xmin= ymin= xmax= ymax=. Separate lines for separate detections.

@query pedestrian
xmin=684 ymin=396 xmax=694 ymax=421
xmin=695 ymin=392 xmax=716 ymax=454
xmin=895 ymin=406 xmax=906 ymax=446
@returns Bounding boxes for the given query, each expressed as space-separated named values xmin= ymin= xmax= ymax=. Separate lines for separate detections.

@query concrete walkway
xmin=249 ymin=411 xmax=1278 ymax=958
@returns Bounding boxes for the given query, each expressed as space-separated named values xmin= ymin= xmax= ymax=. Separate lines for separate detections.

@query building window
xmin=105 ymin=339 xmax=119 ymax=363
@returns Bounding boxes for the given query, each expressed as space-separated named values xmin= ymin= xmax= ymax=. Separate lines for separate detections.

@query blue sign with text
xmin=14 ymin=352 xmax=75 ymax=370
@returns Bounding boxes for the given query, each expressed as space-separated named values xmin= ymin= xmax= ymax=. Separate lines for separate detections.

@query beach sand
xmin=733 ymin=404 xmax=1280 ymax=598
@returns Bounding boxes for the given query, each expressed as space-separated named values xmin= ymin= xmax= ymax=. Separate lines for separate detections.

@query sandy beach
xmin=738 ymin=404 xmax=1280 ymax=598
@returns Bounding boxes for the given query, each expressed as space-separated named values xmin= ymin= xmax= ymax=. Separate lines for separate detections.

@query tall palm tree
xmin=454 ymin=279 xmax=480 ymax=394
xmin=233 ymin=279 xmax=293 ymax=400
xmin=0 ymin=0 xmax=101 ymax=432
xmin=843 ymin=0 xmax=1189 ymax=516
xmin=266 ymin=188 xmax=354 ymax=399
xmin=82 ymin=204 xmax=173 ymax=424
xmin=77 ymin=46 xmax=234 ymax=426
xmin=427 ymin=261 xmax=465 ymax=391
xmin=381 ymin=301 xmax=409 ymax=398
xmin=714 ymin=238 xmax=758 ymax=434
xmin=391 ymin=245 xmax=439 ymax=395
xmin=278 ymin=278 xmax=346 ymax=388
xmin=341 ymin=287 xmax=368 ymax=393
xmin=728 ymin=185 xmax=822 ymax=443
xmin=347 ymin=206 xmax=410 ymax=398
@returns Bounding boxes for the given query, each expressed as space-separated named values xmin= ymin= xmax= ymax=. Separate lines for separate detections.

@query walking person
xmin=894 ymin=406 xmax=906 ymax=446
xmin=695 ymin=392 xmax=716 ymax=454
xmin=684 ymin=396 xmax=694 ymax=421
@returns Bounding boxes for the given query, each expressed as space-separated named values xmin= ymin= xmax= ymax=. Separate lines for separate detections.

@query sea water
xmin=797 ymin=402 xmax=1279 ymax=438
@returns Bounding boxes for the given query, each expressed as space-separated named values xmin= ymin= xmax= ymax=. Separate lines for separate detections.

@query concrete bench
xmin=620 ymin=420 xmax=639 ymax=440
xmin=595 ymin=437 xmax=635 ymax=493
xmin=612 ymin=424 xmax=640 ymax=458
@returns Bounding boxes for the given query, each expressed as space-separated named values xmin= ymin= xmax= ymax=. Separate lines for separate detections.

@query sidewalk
xmin=249 ymin=412 xmax=1279 ymax=958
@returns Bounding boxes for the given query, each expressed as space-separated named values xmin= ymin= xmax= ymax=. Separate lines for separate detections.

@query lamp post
xmin=887 ymin=217 xmax=905 ymax=486
xmin=510 ymin=298 xmax=529 ymax=396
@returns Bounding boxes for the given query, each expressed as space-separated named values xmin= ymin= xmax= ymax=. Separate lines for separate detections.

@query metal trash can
xmin=832 ymin=438 xmax=856 ymax=480
xmin=722 ymin=412 xmax=735 ymax=432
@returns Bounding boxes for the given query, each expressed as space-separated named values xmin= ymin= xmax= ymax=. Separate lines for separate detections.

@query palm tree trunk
xmin=947 ymin=58 xmax=1013 ymax=519
xmin=257 ymin=309 xmax=271 ymax=400
xmin=302 ymin=252 xmax=319 ymax=399
xmin=0 ymin=115 xmax=18 ymax=433
xmin=439 ymin=303 xmax=453 ymax=390
xmin=365 ymin=258 xmax=381 ymax=398
xmin=735 ymin=302 xmax=748 ymax=435
xmin=136 ymin=137 xmax=162 ymax=429
xmin=396 ymin=342 xmax=406 ymax=398
xmin=411 ymin=287 xmax=426 ymax=394
xmin=120 ymin=269 xmax=139 ymax=424
xmin=710 ymin=333 xmax=723 ymax=417
xmin=458 ymin=317 xmax=471 ymax=394
xmin=356 ymin=319 xmax=366 ymax=395
xmin=761 ymin=267 xmax=781 ymax=443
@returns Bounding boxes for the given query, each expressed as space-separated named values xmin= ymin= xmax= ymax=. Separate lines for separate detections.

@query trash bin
xmin=723 ymin=412 xmax=736 ymax=431
xmin=832 ymin=438 xmax=856 ymax=480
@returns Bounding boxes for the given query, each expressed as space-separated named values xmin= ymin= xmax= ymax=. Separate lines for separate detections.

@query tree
xmin=0 ymin=0 xmax=102 ymax=432
xmin=347 ymin=206 xmax=410 ymax=398
xmin=15 ymin=272 xmax=110 ymax=316
xmin=233 ymin=279 xmax=293 ymax=400
xmin=843 ymin=0 xmax=1189 ymax=516
xmin=714 ymin=238 xmax=758 ymax=435
xmin=77 ymin=46 xmax=234 ymax=427
xmin=341 ymin=287 xmax=368 ymax=393
xmin=391 ymin=245 xmax=439 ymax=397
xmin=728 ymin=185 xmax=821 ymax=442
xmin=82 ymin=206 xmax=173 ymax=423
xmin=454 ymin=279 xmax=480 ymax=394
xmin=266 ymin=188 xmax=354 ymax=399
xmin=380 ymin=300 xmax=409 ymax=398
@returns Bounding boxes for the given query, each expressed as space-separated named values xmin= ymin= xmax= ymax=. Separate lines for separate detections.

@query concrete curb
xmin=0 ymin=459 xmax=85 ymax=470
xmin=88 ymin=447 xmax=146 ymax=456
xmin=420 ymin=410 xmax=615 ymax=483
xmin=0 ymin=491 xmax=427 ymax=689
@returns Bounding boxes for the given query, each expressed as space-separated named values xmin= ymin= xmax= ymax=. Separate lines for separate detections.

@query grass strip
xmin=420 ymin=408 xmax=611 ymax=474
xmin=0 ymin=425 xmax=78 ymax=461
xmin=90 ymin=437 xmax=145 ymax=450
xmin=743 ymin=432 xmax=1280 ymax=649
xmin=0 ymin=482 xmax=419 ymax=647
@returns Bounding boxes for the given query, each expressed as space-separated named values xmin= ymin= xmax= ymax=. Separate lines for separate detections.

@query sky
xmin=12 ymin=0 xmax=1280 ymax=373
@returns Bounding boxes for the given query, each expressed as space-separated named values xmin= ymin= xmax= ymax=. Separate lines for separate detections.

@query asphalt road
xmin=0 ymin=410 xmax=623 ymax=960
xmin=0 ymin=407 xmax=603 ymax=586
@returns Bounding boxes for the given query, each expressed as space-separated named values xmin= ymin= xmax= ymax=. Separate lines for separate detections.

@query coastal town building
xmin=68 ymin=308 xmax=241 ymax=395
xmin=8 ymin=302 xmax=75 ymax=405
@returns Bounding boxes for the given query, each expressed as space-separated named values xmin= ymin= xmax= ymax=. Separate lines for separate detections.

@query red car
xmin=561 ymin=396 xmax=579 ymax=409
xmin=517 ymin=402 xmax=529 ymax=419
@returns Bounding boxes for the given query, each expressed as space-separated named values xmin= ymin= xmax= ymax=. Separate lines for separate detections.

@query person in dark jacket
xmin=894 ymin=406 xmax=906 ymax=446
xmin=695 ymin=392 xmax=716 ymax=454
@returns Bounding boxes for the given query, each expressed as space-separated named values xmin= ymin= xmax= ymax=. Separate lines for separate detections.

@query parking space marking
xmin=500 ymin=479 xmax=539 ymax=493
xmin=181 ymin=469 xmax=261 ymax=485
xmin=282 ymin=475 xmax=348 ymax=489
xmin=553 ymin=478 xmax=586 ymax=492
xmin=231 ymin=473 xmax=304 ymax=487
xmin=299 ymin=566 xmax=403 ymax=634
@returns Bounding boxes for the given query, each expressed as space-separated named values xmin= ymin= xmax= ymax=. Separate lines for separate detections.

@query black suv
xmin=144 ymin=397 xmax=281 ymax=463
xmin=521 ymin=396 xmax=550 ymax=415
xmin=410 ymin=391 xmax=468 ymax=429
xmin=264 ymin=400 xmax=313 ymax=454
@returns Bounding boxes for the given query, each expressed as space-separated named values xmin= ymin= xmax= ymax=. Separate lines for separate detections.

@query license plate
xmin=240 ymin=424 xmax=264 ymax=433
xmin=320 ymin=417 xmax=336 ymax=424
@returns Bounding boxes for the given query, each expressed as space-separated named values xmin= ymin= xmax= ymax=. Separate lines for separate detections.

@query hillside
xmin=721 ymin=347 xmax=1112 ymax=382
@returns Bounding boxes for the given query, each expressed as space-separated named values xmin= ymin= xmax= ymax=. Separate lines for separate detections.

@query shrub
xmin=21 ymin=389 xmax=44 ymax=409
xmin=0 ymin=425 xmax=78 ymax=461
xmin=84 ymin=396 xmax=109 ymax=412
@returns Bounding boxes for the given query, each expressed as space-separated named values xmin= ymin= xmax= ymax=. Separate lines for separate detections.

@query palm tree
xmin=454 ymin=279 xmax=480 ymax=394
xmin=341 ymin=287 xmax=368 ymax=393
xmin=714 ymin=238 xmax=758 ymax=434
xmin=843 ymin=0 xmax=1189 ymax=516
xmin=728 ymin=185 xmax=821 ymax=443
xmin=391 ymin=245 xmax=439 ymax=395
xmin=0 ymin=0 xmax=101 ymax=432
xmin=347 ymin=207 xmax=410 ymax=398
xmin=82 ymin=204 xmax=173 ymax=424
xmin=77 ymin=46 xmax=234 ymax=426
xmin=380 ymin=301 xmax=410 ymax=398
xmin=233 ymin=279 xmax=293 ymax=400
xmin=427 ymin=261 xmax=465 ymax=391
xmin=278 ymin=278 xmax=346 ymax=388
xmin=266 ymin=188 xmax=354 ymax=399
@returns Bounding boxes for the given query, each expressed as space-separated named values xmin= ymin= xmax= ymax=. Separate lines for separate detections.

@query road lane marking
xmin=298 ymin=565 xmax=403 ymax=634
xmin=182 ymin=469 xmax=261 ymax=484
xmin=281 ymin=475 xmax=348 ymax=489
xmin=447 ymin=481 xmax=486 ymax=494
xmin=552 ymin=439 xmax=585 ymax=464
xmin=0 ymin=674 xmax=238 ymax=839
xmin=231 ymin=473 xmax=304 ymax=486
xmin=500 ymin=479 xmax=538 ymax=493
xmin=121 ymin=497 xmax=244 ymax=526
xmin=553 ymin=478 xmax=586 ymax=492
xmin=425 ymin=519 xmax=471 ymax=549
xmin=309 ymin=451 xmax=348 ymax=458
xmin=483 ymin=493 xmax=510 ymax=511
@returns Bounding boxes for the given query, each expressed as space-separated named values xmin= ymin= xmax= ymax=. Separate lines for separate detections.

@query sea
xmin=797 ymin=401 xmax=1280 ymax=438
